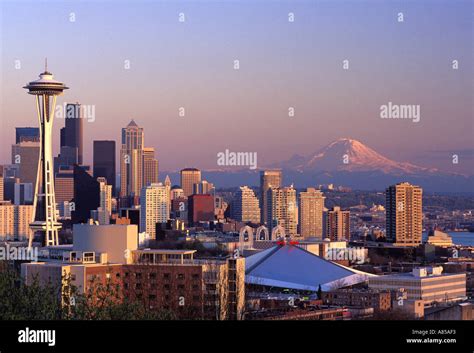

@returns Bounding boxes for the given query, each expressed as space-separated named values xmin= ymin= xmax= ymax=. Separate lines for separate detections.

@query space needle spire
xmin=24 ymin=64 xmax=68 ymax=247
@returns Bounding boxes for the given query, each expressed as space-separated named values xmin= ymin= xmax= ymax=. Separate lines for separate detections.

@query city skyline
xmin=1 ymin=0 xmax=472 ymax=174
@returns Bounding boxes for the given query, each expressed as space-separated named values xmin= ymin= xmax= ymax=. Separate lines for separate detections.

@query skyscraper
xmin=267 ymin=185 xmax=297 ymax=237
xmin=93 ymin=140 xmax=116 ymax=195
xmin=386 ymin=182 xmax=423 ymax=245
xmin=91 ymin=177 xmax=113 ymax=225
xmin=11 ymin=141 xmax=40 ymax=185
xmin=180 ymin=168 xmax=201 ymax=197
xmin=60 ymin=103 xmax=84 ymax=165
xmin=298 ymin=188 xmax=325 ymax=238
xmin=140 ymin=183 xmax=169 ymax=239
xmin=260 ymin=170 xmax=282 ymax=225
xmin=72 ymin=165 xmax=99 ymax=224
xmin=120 ymin=120 xmax=144 ymax=199
xmin=142 ymin=147 xmax=159 ymax=187
xmin=231 ymin=186 xmax=260 ymax=224
xmin=23 ymin=65 xmax=68 ymax=246
xmin=193 ymin=180 xmax=214 ymax=195
xmin=15 ymin=127 xmax=39 ymax=143
xmin=325 ymin=206 xmax=350 ymax=241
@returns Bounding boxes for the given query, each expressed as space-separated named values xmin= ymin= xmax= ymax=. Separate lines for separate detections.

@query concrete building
xmin=386 ymin=182 xmax=423 ymax=246
xmin=90 ymin=177 xmax=113 ymax=225
xmin=260 ymin=170 xmax=282 ymax=225
xmin=267 ymin=186 xmax=297 ymax=237
xmin=322 ymin=289 xmax=391 ymax=312
xmin=73 ymin=223 xmax=138 ymax=264
xmin=139 ymin=183 xmax=170 ymax=239
xmin=369 ymin=267 xmax=466 ymax=304
xmin=325 ymin=206 xmax=350 ymax=241
xmin=298 ymin=188 xmax=325 ymax=238
xmin=180 ymin=168 xmax=201 ymax=197
xmin=14 ymin=183 xmax=33 ymax=205
xmin=127 ymin=250 xmax=245 ymax=320
xmin=231 ymin=186 xmax=260 ymax=224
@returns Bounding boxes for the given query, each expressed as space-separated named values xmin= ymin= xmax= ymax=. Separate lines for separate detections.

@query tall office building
xmin=60 ymin=103 xmax=84 ymax=165
xmin=140 ymin=183 xmax=169 ymax=239
xmin=120 ymin=120 xmax=144 ymax=199
xmin=72 ymin=165 xmax=99 ymax=224
xmin=193 ymin=180 xmax=214 ymax=195
xmin=188 ymin=194 xmax=214 ymax=225
xmin=180 ymin=168 xmax=201 ymax=197
xmin=231 ymin=186 xmax=260 ymax=224
xmin=298 ymin=188 xmax=325 ymax=238
xmin=325 ymin=206 xmax=350 ymax=241
xmin=260 ymin=170 xmax=282 ymax=225
xmin=267 ymin=185 xmax=297 ymax=237
xmin=11 ymin=141 xmax=40 ymax=185
xmin=16 ymin=127 xmax=39 ymax=143
xmin=55 ymin=167 xmax=74 ymax=204
xmin=14 ymin=183 xmax=33 ymax=205
xmin=0 ymin=167 xmax=4 ymax=201
xmin=91 ymin=177 xmax=113 ymax=225
xmin=142 ymin=147 xmax=159 ymax=187
xmin=386 ymin=182 xmax=423 ymax=245
xmin=93 ymin=140 xmax=116 ymax=195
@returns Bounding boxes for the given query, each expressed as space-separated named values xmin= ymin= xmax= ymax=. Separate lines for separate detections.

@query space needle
xmin=24 ymin=60 xmax=68 ymax=247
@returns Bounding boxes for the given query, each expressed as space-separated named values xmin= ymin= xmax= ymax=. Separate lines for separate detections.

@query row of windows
xmin=124 ymin=272 xmax=200 ymax=280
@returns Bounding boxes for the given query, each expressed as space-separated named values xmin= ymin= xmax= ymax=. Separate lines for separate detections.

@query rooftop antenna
xmin=45 ymin=57 xmax=48 ymax=72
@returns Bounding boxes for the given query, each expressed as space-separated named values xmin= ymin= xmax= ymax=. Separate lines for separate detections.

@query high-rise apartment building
xmin=180 ymin=168 xmax=201 ymax=197
xmin=267 ymin=185 xmax=297 ymax=237
xmin=231 ymin=186 xmax=260 ymax=224
xmin=120 ymin=120 xmax=144 ymax=198
xmin=142 ymin=147 xmax=159 ymax=187
xmin=94 ymin=177 xmax=113 ymax=225
xmin=0 ymin=201 xmax=34 ymax=241
xmin=260 ymin=170 xmax=282 ymax=225
xmin=386 ymin=182 xmax=423 ymax=245
xmin=93 ymin=140 xmax=116 ymax=196
xmin=140 ymin=183 xmax=170 ymax=239
xmin=298 ymin=188 xmax=325 ymax=238
xmin=325 ymin=206 xmax=350 ymax=241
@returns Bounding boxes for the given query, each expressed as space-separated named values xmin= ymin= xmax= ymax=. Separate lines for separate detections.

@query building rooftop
xmin=245 ymin=244 xmax=374 ymax=291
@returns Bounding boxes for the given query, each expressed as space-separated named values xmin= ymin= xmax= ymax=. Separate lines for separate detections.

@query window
xmin=163 ymin=273 xmax=170 ymax=279
xmin=164 ymin=284 xmax=170 ymax=290
xmin=178 ymin=284 xmax=185 ymax=290
xmin=177 ymin=273 xmax=185 ymax=280
xmin=149 ymin=294 xmax=156 ymax=300
xmin=149 ymin=273 xmax=156 ymax=279
xmin=192 ymin=274 xmax=199 ymax=280
xmin=135 ymin=283 xmax=142 ymax=290
xmin=192 ymin=284 xmax=199 ymax=291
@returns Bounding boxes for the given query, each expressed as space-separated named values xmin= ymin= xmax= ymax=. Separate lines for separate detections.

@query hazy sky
xmin=1 ymin=0 xmax=472 ymax=173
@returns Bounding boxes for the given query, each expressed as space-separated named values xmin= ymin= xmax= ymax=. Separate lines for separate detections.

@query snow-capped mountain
xmin=274 ymin=138 xmax=437 ymax=175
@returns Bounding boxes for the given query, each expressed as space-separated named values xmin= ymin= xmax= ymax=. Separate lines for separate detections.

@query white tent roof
xmin=245 ymin=244 xmax=375 ymax=291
